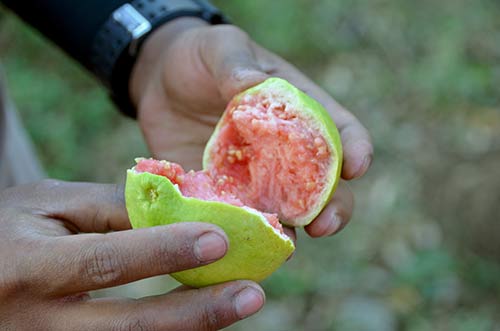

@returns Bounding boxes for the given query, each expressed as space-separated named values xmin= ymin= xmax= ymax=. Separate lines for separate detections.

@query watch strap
xmin=90 ymin=0 xmax=228 ymax=117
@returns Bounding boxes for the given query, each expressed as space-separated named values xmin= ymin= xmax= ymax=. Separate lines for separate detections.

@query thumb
xmin=202 ymin=25 xmax=270 ymax=102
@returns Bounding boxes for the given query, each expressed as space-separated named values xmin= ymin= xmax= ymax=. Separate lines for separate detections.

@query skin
xmin=130 ymin=18 xmax=373 ymax=240
xmin=2 ymin=16 xmax=372 ymax=331
xmin=0 ymin=180 xmax=265 ymax=330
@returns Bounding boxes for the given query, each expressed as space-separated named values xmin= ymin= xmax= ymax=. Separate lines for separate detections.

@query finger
xmin=1 ymin=180 xmax=130 ymax=233
xmin=166 ymin=284 xmax=192 ymax=294
xmin=255 ymin=46 xmax=374 ymax=180
xmin=50 ymin=281 xmax=265 ymax=331
xmin=283 ymin=226 xmax=297 ymax=244
xmin=25 ymin=223 xmax=228 ymax=297
xmin=202 ymin=25 xmax=270 ymax=102
xmin=339 ymin=120 xmax=374 ymax=179
xmin=283 ymin=226 xmax=297 ymax=261
xmin=305 ymin=181 xmax=354 ymax=237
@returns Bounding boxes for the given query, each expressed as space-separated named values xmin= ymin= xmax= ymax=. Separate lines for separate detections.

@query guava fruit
xmin=125 ymin=77 xmax=342 ymax=287
xmin=126 ymin=158 xmax=294 ymax=288
xmin=203 ymin=77 xmax=343 ymax=226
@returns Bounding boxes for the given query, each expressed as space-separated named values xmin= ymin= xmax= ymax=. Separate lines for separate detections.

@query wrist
xmin=130 ymin=17 xmax=209 ymax=108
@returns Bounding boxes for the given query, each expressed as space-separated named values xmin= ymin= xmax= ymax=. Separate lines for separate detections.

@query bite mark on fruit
xmin=135 ymin=159 xmax=284 ymax=235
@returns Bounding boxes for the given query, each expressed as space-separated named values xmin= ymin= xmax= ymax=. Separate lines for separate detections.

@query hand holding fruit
xmin=126 ymin=78 xmax=344 ymax=286
xmin=130 ymin=18 xmax=373 ymax=238
xmin=0 ymin=181 xmax=264 ymax=330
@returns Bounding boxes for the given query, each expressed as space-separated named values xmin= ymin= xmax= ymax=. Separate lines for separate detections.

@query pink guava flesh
xmin=207 ymin=93 xmax=331 ymax=222
xmin=135 ymin=158 xmax=284 ymax=234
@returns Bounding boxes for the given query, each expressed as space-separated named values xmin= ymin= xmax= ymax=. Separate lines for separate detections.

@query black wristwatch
xmin=90 ymin=0 xmax=228 ymax=117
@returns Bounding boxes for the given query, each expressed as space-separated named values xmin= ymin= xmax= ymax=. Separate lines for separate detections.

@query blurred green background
xmin=1 ymin=0 xmax=500 ymax=330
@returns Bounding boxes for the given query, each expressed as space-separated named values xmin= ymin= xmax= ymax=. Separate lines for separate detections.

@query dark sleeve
xmin=0 ymin=0 xmax=126 ymax=69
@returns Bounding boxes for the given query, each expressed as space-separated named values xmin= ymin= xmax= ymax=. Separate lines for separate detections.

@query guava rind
xmin=125 ymin=170 xmax=295 ymax=288
xmin=203 ymin=77 xmax=343 ymax=226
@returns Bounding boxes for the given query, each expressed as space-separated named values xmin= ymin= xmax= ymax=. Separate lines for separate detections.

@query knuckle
xmin=84 ymin=239 xmax=125 ymax=286
xmin=0 ymin=237 xmax=40 ymax=298
xmin=112 ymin=315 xmax=154 ymax=331
xmin=201 ymin=307 xmax=220 ymax=330
xmin=195 ymin=303 xmax=232 ymax=331
xmin=155 ymin=230 xmax=196 ymax=271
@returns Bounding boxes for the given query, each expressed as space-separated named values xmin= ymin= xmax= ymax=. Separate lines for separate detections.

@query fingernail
xmin=326 ymin=215 xmax=343 ymax=236
xmin=194 ymin=232 xmax=227 ymax=262
xmin=355 ymin=154 xmax=373 ymax=178
xmin=313 ymin=219 xmax=330 ymax=237
xmin=235 ymin=286 xmax=265 ymax=319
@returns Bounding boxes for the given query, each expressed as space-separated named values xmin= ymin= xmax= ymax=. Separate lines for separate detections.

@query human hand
xmin=130 ymin=18 xmax=373 ymax=238
xmin=0 ymin=180 xmax=264 ymax=330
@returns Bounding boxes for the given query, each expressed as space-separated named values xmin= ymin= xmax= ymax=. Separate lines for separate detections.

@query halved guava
xmin=204 ymin=77 xmax=342 ymax=226
xmin=126 ymin=159 xmax=294 ymax=287
xmin=125 ymin=77 xmax=342 ymax=287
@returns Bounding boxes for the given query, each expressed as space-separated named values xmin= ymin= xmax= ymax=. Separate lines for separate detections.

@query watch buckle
xmin=112 ymin=4 xmax=152 ymax=55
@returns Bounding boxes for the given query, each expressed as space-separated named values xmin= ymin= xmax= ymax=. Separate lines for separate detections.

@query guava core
xmin=125 ymin=77 xmax=342 ymax=287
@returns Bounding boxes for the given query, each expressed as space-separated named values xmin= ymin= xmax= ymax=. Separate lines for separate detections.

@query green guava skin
xmin=125 ymin=170 xmax=295 ymax=288
xmin=204 ymin=77 xmax=343 ymax=227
